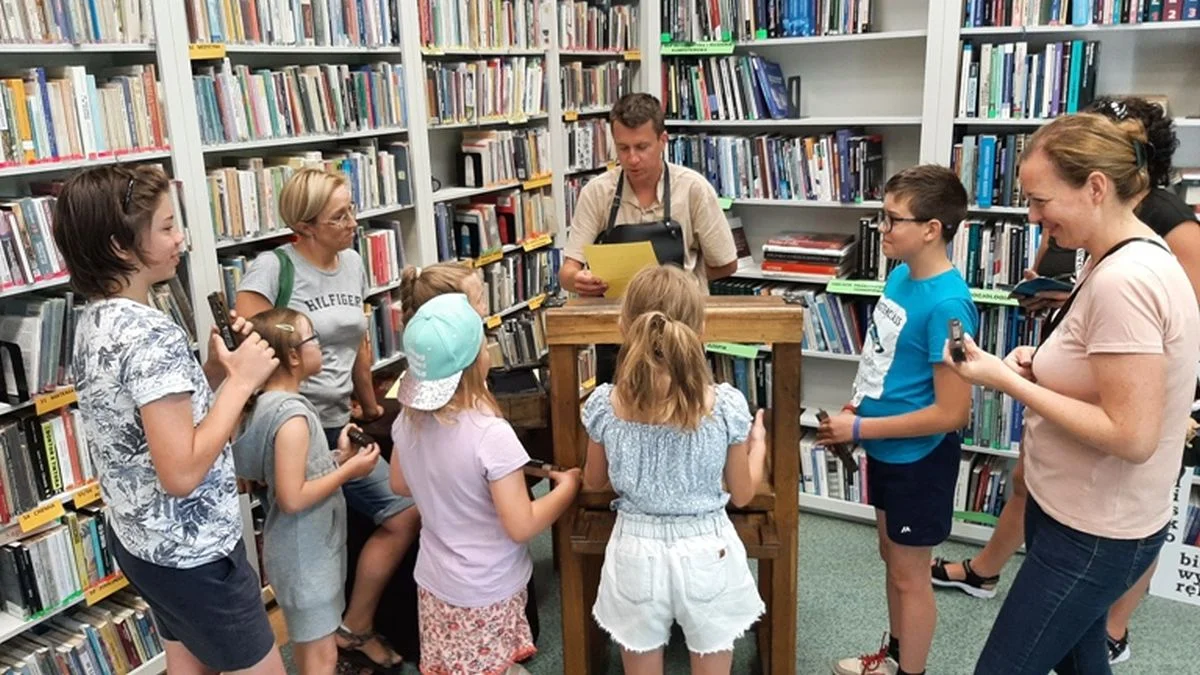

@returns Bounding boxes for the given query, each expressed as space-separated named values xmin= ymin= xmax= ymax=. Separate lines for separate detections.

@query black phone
xmin=207 ymin=292 xmax=240 ymax=350
xmin=816 ymin=409 xmax=860 ymax=474
xmin=948 ymin=318 xmax=966 ymax=363
xmin=523 ymin=459 xmax=562 ymax=479
xmin=347 ymin=429 xmax=374 ymax=448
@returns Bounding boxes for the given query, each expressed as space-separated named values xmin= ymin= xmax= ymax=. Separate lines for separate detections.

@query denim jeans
xmin=974 ymin=496 xmax=1168 ymax=675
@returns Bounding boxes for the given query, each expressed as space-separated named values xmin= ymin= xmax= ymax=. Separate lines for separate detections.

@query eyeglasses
xmin=297 ymin=330 xmax=320 ymax=347
xmin=321 ymin=207 xmax=357 ymax=228
xmin=879 ymin=213 xmax=931 ymax=233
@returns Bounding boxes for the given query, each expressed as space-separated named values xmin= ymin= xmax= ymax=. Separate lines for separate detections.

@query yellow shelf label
xmin=486 ymin=314 xmax=503 ymax=329
xmin=188 ymin=43 xmax=227 ymax=59
xmin=563 ymin=110 xmax=579 ymax=122
xmin=507 ymin=116 xmax=530 ymax=125
xmin=474 ymin=250 xmax=504 ymax=267
xmin=523 ymin=233 xmax=553 ymax=251
xmin=606 ymin=161 xmax=617 ymax=170
xmin=85 ymin=574 xmax=129 ymax=606
xmin=528 ymin=294 xmax=546 ymax=310
xmin=19 ymin=500 xmax=65 ymax=533
xmin=623 ymin=49 xmax=642 ymax=61
xmin=34 ymin=386 xmax=76 ymax=415
xmin=421 ymin=46 xmax=444 ymax=55
xmin=73 ymin=482 xmax=101 ymax=509
xmin=581 ymin=377 xmax=596 ymax=390
xmin=522 ymin=175 xmax=552 ymax=190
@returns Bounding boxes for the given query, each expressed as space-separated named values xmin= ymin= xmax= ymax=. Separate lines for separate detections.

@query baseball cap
xmin=394 ymin=293 xmax=484 ymax=411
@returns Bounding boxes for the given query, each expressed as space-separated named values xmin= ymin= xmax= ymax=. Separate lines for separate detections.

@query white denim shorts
xmin=592 ymin=510 xmax=765 ymax=655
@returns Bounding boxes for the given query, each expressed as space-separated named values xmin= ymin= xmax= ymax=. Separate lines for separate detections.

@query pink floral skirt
xmin=417 ymin=586 xmax=536 ymax=675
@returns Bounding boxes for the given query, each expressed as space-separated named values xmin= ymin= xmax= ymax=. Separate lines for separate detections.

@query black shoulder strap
xmin=662 ymin=164 xmax=672 ymax=223
xmin=604 ymin=171 xmax=625 ymax=234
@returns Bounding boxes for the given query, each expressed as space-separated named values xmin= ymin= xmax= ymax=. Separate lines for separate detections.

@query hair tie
xmin=1133 ymin=139 xmax=1148 ymax=169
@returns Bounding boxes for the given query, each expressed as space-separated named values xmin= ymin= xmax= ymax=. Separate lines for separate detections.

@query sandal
xmin=930 ymin=557 xmax=1000 ymax=599
xmin=336 ymin=625 xmax=404 ymax=673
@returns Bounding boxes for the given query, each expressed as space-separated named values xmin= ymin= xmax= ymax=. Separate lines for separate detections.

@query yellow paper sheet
xmin=583 ymin=241 xmax=660 ymax=298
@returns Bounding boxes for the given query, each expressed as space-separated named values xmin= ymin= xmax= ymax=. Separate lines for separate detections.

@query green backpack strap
xmin=273 ymin=248 xmax=295 ymax=309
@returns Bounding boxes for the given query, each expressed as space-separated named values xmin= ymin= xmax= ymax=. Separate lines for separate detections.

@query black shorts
xmin=867 ymin=433 xmax=961 ymax=547
xmin=111 ymin=531 xmax=276 ymax=671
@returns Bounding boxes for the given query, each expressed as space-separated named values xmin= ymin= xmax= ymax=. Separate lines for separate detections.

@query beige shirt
xmin=563 ymin=162 xmax=737 ymax=288
xmin=1024 ymin=239 xmax=1200 ymax=539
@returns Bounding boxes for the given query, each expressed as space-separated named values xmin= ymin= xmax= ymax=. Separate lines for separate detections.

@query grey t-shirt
xmin=239 ymin=244 xmax=368 ymax=427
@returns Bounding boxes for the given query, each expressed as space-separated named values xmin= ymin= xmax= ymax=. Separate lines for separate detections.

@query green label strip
xmin=661 ymin=41 xmax=736 ymax=55
xmin=717 ymin=197 xmax=733 ymax=210
xmin=954 ymin=511 xmax=1000 ymax=526
xmin=706 ymin=342 xmax=761 ymax=359
xmin=825 ymin=279 xmax=1018 ymax=306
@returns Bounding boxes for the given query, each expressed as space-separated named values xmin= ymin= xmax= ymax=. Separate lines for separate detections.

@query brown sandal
xmin=335 ymin=625 xmax=403 ymax=673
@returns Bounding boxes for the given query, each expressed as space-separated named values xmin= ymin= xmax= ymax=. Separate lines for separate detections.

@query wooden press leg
xmin=583 ymin=553 xmax=610 ymax=675
xmin=557 ymin=516 xmax=591 ymax=675
xmin=757 ymin=559 xmax=774 ymax=674
xmin=769 ymin=531 xmax=798 ymax=675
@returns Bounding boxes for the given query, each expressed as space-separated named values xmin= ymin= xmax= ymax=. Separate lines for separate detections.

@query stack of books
xmin=760 ymin=232 xmax=856 ymax=281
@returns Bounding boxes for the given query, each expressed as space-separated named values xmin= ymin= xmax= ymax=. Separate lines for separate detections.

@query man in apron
xmin=560 ymin=93 xmax=739 ymax=383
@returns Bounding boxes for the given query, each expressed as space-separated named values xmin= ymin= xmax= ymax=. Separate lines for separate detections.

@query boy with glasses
xmin=817 ymin=165 xmax=978 ymax=675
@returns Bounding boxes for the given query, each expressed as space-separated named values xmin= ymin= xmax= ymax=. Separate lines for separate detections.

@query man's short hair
xmin=610 ymin=93 xmax=666 ymax=135
xmin=883 ymin=164 xmax=969 ymax=242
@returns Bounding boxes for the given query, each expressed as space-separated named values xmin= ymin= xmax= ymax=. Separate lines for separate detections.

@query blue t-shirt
xmin=850 ymin=264 xmax=977 ymax=463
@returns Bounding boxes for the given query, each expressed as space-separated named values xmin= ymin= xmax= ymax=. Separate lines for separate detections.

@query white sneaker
xmin=831 ymin=634 xmax=898 ymax=675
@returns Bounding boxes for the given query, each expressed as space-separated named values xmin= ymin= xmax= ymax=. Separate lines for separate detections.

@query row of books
xmin=208 ymin=143 xmax=412 ymax=243
xmin=356 ymin=222 xmax=407 ymax=291
xmin=194 ymin=60 xmax=408 ymax=146
xmin=964 ymin=305 xmax=1046 ymax=451
xmin=4 ymin=589 xmax=164 ymax=674
xmin=425 ymin=58 xmax=546 ymax=126
xmin=0 ymin=0 xmax=153 ymax=45
xmin=953 ymin=133 xmax=1032 ymax=209
xmin=567 ymin=119 xmax=614 ymax=173
xmin=488 ymin=311 xmax=548 ymax=370
xmin=559 ymin=0 xmax=640 ymax=52
xmin=561 ymin=61 xmax=631 ymax=113
xmin=366 ymin=291 xmax=402 ymax=365
xmin=710 ymin=351 xmax=773 ymax=412
xmin=963 ymin=0 xmax=1199 ymax=27
xmin=479 ymin=247 xmax=559 ymax=317
xmin=662 ymin=0 xmax=873 ymax=43
xmin=0 ymin=506 xmax=120 ymax=620
xmin=957 ymin=40 xmax=1100 ymax=121
xmin=565 ymin=173 xmax=598 ymax=227
xmin=0 ymin=196 xmax=66 ymax=290
xmin=459 ymin=128 xmax=550 ymax=188
xmin=417 ymin=0 xmax=546 ymax=51
xmin=662 ymin=55 xmax=791 ymax=122
xmin=1181 ymin=489 xmax=1200 ymax=548
xmin=0 ymin=65 xmax=166 ymax=169
xmin=186 ymin=0 xmax=401 ymax=47
xmin=666 ymin=131 xmax=885 ymax=205
xmin=0 ymin=411 xmax=92 ymax=521
xmin=0 ymin=296 xmax=77 ymax=399
xmin=759 ymin=231 xmax=855 ymax=279
xmin=949 ymin=218 xmax=1044 ymax=290
xmin=431 ymin=186 xmax=554 ymax=261
xmin=148 ymin=277 xmax=198 ymax=345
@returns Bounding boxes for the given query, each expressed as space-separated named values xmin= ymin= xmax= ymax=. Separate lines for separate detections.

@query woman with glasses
xmin=932 ymin=96 xmax=1200 ymax=666
xmin=237 ymin=167 xmax=417 ymax=671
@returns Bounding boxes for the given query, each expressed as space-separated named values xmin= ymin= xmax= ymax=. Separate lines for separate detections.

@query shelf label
xmin=486 ymin=314 xmax=503 ymax=329
xmin=717 ymin=197 xmax=733 ymax=210
xmin=73 ymin=482 xmax=101 ymax=508
xmin=474 ymin=250 xmax=504 ymax=267
xmin=507 ymin=116 xmax=530 ymax=125
xmin=522 ymin=175 xmax=553 ymax=190
xmin=756 ymin=29 xmax=768 ymax=40
xmin=85 ymin=574 xmax=129 ymax=606
xmin=661 ymin=42 xmax=736 ymax=56
xmin=954 ymin=511 xmax=999 ymax=526
xmin=825 ymin=278 xmax=885 ymax=296
xmin=606 ymin=161 xmax=617 ymax=171
xmin=523 ymin=233 xmax=553 ymax=251
xmin=969 ymin=288 xmax=1019 ymax=306
xmin=19 ymin=500 xmax=65 ymax=533
xmin=581 ymin=377 xmax=597 ymax=390
xmin=563 ymin=110 xmax=579 ymax=122
xmin=421 ymin=46 xmax=444 ymax=55
xmin=188 ymin=43 xmax=226 ymax=59
xmin=34 ymin=386 xmax=76 ymax=415
xmin=528 ymin=294 xmax=546 ymax=310
xmin=660 ymin=33 xmax=672 ymax=44
xmin=706 ymin=342 xmax=760 ymax=359
xmin=623 ymin=50 xmax=641 ymax=61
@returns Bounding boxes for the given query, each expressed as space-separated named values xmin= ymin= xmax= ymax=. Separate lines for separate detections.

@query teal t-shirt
xmin=851 ymin=264 xmax=977 ymax=463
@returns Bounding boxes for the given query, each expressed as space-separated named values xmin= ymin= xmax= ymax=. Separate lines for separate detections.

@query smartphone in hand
xmin=347 ymin=429 xmax=375 ymax=448
xmin=816 ymin=409 xmax=860 ymax=474
xmin=207 ymin=292 xmax=241 ymax=351
xmin=948 ymin=318 xmax=966 ymax=363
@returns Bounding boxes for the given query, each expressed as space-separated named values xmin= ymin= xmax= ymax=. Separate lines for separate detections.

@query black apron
xmin=594 ymin=168 xmax=687 ymax=384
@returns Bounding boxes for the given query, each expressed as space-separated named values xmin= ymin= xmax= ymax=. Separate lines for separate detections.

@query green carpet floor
xmin=288 ymin=511 xmax=1199 ymax=673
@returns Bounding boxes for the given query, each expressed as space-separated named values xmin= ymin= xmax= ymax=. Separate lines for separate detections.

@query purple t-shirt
xmin=391 ymin=408 xmax=532 ymax=607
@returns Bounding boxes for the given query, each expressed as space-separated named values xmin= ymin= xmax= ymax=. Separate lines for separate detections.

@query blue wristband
xmin=852 ymin=416 xmax=862 ymax=444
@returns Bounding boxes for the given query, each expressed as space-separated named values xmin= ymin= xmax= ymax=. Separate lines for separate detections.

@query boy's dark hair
xmin=1085 ymin=96 xmax=1177 ymax=187
xmin=610 ymin=93 xmax=666 ymax=135
xmin=52 ymin=164 xmax=172 ymax=299
xmin=884 ymin=165 xmax=969 ymax=243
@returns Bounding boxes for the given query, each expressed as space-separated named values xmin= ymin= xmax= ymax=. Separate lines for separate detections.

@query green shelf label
xmin=706 ymin=342 xmax=761 ymax=359
xmin=969 ymin=288 xmax=1019 ymax=306
xmin=825 ymin=279 xmax=885 ymax=296
xmin=660 ymin=33 xmax=672 ymax=44
xmin=954 ymin=511 xmax=1000 ymax=526
xmin=717 ymin=197 xmax=733 ymax=210
xmin=756 ymin=29 xmax=768 ymax=39
xmin=661 ymin=41 xmax=736 ymax=55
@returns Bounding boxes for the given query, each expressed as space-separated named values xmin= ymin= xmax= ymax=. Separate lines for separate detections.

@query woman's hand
xmin=1003 ymin=346 xmax=1038 ymax=382
xmin=815 ymin=411 xmax=855 ymax=445
xmin=942 ymin=334 xmax=1016 ymax=392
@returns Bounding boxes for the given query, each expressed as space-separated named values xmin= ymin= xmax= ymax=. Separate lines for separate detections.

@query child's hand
xmin=333 ymin=424 xmax=361 ymax=465
xmin=816 ymin=412 xmax=855 ymax=445
xmin=749 ymin=409 xmax=766 ymax=446
xmin=342 ymin=445 xmax=381 ymax=479
xmin=548 ymin=467 xmax=582 ymax=494
xmin=218 ymin=328 xmax=279 ymax=392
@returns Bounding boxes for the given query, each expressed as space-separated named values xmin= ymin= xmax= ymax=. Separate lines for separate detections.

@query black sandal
xmin=336 ymin=625 xmax=403 ymax=673
xmin=931 ymin=557 xmax=1000 ymax=599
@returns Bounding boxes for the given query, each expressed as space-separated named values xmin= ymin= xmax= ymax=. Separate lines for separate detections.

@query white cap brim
xmin=394 ymin=369 xmax=463 ymax=411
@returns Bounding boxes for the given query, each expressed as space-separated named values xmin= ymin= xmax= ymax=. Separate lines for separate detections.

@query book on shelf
xmin=149 ymin=276 xmax=197 ymax=344
xmin=488 ymin=311 xmax=548 ymax=371
xmin=36 ymin=589 xmax=166 ymax=672
xmin=964 ymin=304 xmax=1045 ymax=451
xmin=459 ymin=128 xmax=550 ymax=187
xmin=760 ymin=231 xmax=856 ymax=279
xmin=432 ymin=187 xmax=555 ymax=261
xmin=425 ymin=58 xmax=546 ymax=126
xmin=418 ymin=0 xmax=546 ymax=50
xmin=194 ymin=59 xmax=407 ymax=146
xmin=0 ymin=409 xmax=95 ymax=517
xmin=952 ymin=133 xmax=1033 ymax=209
xmin=0 ymin=196 xmax=68 ymax=290
xmin=956 ymin=40 xmax=1099 ymax=121
xmin=560 ymin=61 xmax=631 ymax=112
xmin=949 ymin=217 xmax=1043 ymax=289
xmin=566 ymin=174 xmax=600 ymax=227
xmin=566 ymin=119 xmax=614 ymax=173
xmin=709 ymin=349 xmax=773 ymax=411
xmin=186 ymin=0 xmax=401 ymax=47
xmin=662 ymin=54 xmax=791 ymax=121
xmin=0 ymin=295 xmax=78 ymax=400
xmin=962 ymin=0 xmax=1199 ymax=27
xmin=479 ymin=247 xmax=560 ymax=316
xmin=662 ymin=0 xmax=872 ymax=42
xmin=710 ymin=278 xmax=871 ymax=356
xmin=667 ymin=130 xmax=885 ymax=204
xmin=0 ymin=0 xmax=154 ymax=45
xmin=358 ymin=222 xmax=406 ymax=291
xmin=577 ymin=346 xmax=597 ymax=390
xmin=0 ymin=65 xmax=166 ymax=168
xmin=366 ymin=291 xmax=402 ymax=365
xmin=559 ymin=0 xmax=640 ymax=52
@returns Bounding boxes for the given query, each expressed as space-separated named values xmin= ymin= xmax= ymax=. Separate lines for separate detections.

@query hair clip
xmin=275 ymin=323 xmax=296 ymax=333
xmin=1106 ymin=99 xmax=1129 ymax=120
xmin=1133 ymin=140 xmax=1148 ymax=169
xmin=122 ymin=178 xmax=135 ymax=213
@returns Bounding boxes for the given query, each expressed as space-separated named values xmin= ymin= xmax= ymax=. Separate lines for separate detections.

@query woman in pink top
xmin=947 ymin=113 xmax=1200 ymax=675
